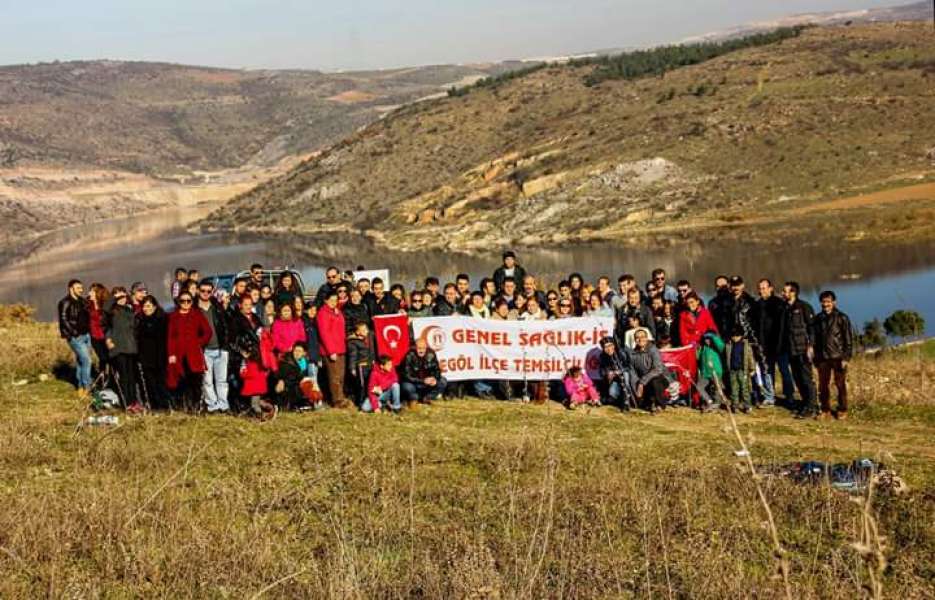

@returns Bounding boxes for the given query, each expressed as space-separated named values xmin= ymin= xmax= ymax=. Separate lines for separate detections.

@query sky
xmin=0 ymin=0 xmax=912 ymax=71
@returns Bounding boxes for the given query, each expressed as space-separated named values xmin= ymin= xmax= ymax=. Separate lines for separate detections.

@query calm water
xmin=2 ymin=206 xmax=933 ymax=334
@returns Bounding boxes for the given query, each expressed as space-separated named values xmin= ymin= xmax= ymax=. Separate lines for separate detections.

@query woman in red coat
xmin=678 ymin=292 xmax=718 ymax=347
xmin=167 ymin=291 xmax=213 ymax=411
xmin=317 ymin=290 xmax=350 ymax=408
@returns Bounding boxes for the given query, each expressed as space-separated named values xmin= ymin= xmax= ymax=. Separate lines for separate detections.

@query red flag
xmin=374 ymin=314 xmax=411 ymax=366
xmin=660 ymin=345 xmax=698 ymax=400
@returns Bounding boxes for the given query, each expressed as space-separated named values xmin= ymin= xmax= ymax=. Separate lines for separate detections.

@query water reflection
xmin=2 ymin=207 xmax=933 ymax=334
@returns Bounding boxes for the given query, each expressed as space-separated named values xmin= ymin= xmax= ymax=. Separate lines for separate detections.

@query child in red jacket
xmin=366 ymin=355 xmax=402 ymax=414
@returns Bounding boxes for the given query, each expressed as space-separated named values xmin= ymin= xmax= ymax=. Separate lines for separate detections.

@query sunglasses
xmin=115 ymin=295 xmax=127 ymax=300
xmin=560 ymin=303 xmax=572 ymax=309
xmin=199 ymin=288 xmax=213 ymax=294
xmin=179 ymin=298 xmax=193 ymax=304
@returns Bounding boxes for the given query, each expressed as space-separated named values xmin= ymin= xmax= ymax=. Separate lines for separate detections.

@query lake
xmin=2 ymin=206 xmax=933 ymax=335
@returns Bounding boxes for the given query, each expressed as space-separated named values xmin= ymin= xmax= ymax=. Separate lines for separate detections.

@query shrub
xmin=883 ymin=310 xmax=925 ymax=340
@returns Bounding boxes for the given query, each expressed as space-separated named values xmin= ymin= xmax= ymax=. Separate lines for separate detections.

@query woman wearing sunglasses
xmin=166 ymin=291 xmax=213 ymax=412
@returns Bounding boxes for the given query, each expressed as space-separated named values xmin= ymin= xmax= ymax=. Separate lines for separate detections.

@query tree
xmin=883 ymin=310 xmax=925 ymax=341
xmin=858 ymin=319 xmax=886 ymax=349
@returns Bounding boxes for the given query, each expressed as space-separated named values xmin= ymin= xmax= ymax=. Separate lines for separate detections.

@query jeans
xmin=401 ymin=378 xmax=447 ymax=402
xmin=754 ymin=367 xmax=775 ymax=405
xmin=362 ymin=382 xmax=402 ymax=412
xmin=769 ymin=353 xmax=795 ymax=402
xmin=473 ymin=380 xmax=494 ymax=396
xmin=67 ymin=334 xmax=93 ymax=390
xmin=202 ymin=348 xmax=230 ymax=412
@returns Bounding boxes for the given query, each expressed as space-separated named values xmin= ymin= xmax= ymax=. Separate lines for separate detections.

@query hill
xmin=200 ymin=23 xmax=935 ymax=251
xmin=0 ymin=311 xmax=932 ymax=597
xmin=0 ymin=60 xmax=526 ymax=176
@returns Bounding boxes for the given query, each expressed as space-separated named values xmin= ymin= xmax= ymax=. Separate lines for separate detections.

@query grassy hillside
xmin=201 ymin=23 xmax=935 ymax=251
xmin=0 ymin=316 xmax=933 ymax=597
xmin=0 ymin=60 xmax=517 ymax=176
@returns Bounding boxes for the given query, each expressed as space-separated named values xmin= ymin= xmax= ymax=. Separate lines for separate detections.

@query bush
xmin=858 ymin=319 xmax=887 ymax=349
xmin=883 ymin=310 xmax=925 ymax=340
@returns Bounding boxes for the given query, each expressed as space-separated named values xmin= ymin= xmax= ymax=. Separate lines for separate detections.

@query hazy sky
xmin=0 ymin=0 xmax=910 ymax=71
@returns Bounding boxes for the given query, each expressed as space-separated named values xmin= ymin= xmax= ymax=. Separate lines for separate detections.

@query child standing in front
xmin=725 ymin=326 xmax=755 ymax=413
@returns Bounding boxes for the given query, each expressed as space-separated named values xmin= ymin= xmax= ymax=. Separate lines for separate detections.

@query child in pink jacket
xmin=563 ymin=366 xmax=601 ymax=409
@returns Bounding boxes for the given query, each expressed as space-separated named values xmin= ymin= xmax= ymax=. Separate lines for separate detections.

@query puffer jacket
xmin=343 ymin=301 xmax=371 ymax=334
xmin=402 ymin=349 xmax=442 ymax=383
xmin=346 ymin=335 xmax=374 ymax=374
xmin=813 ymin=309 xmax=853 ymax=361
xmin=615 ymin=302 xmax=656 ymax=340
xmin=778 ymin=299 xmax=815 ymax=357
xmin=58 ymin=295 xmax=90 ymax=339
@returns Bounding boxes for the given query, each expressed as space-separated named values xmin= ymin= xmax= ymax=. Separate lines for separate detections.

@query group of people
xmin=57 ymin=250 xmax=854 ymax=420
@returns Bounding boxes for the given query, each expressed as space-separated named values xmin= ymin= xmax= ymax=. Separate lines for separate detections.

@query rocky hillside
xmin=0 ymin=60 xmax=525 ymax=176
xmin=201 ymin=23 xmax=935 ymax=251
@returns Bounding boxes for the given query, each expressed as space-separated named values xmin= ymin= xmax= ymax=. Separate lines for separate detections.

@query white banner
xmin=353 ymin=269 xmax=390 ymax=285
xmin=411 ymin=316 xmax=613 ymax=381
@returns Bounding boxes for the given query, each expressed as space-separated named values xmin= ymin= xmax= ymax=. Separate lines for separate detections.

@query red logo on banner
xmin=374 ymin=314 xmax=411 ymax=366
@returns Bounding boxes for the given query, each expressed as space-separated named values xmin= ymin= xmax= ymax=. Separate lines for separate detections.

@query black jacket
xmin=752 ymin=295 xmax=784 ymax=358
xmin=58 ymin=295 xmax=90 ymax=339
xmin=614 ymin=303 xmax=656 ymax=341
xmin=731 ymin=292 xmax=756 ymax=341
xmin=778 ymin=299 xmax=815 ymax=357
xmin=366 ymin=294 xmax=401 ymax=317
xmin=302 ymin=315 xmax=321 ymax=362
xmin=813 ymin=309 xmax=853 ymax=361
xmin=314 ymin=282 xmax=340 ymax=307
xmin=433 ymin=298 xmax=462 ymax=317
xmin=599 ymin=349 xmax=632 ymax=384
xmin=229 ymin=312 xmax=261 ymax=361
xmin=346 ymin=335 xmax=374 ymax=374
xmin=708 ymin=289 xmax=734 ymax=339
xmin=493 ymin=265 xmax=527 ymax=293
xmin=276 ymin=354 xmax=306 ymax=409
xmin=402 ymin=349 xmax=442 ymax=383
xmin=343 ymin=301 xmax=372 ymax=334
xmin=136 ymin=311 xmax=167 ymax=370
xmin=199 ymin=298 xmax=230 ymax=350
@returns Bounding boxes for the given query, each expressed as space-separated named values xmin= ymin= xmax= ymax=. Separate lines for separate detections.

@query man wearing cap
xmin=493 ymin=251 xmax=527 ymax=294
xmin=130 ymin=282 xmax=148 ymax=315
xmin=598 ymin=337 xmax=634 ymax=410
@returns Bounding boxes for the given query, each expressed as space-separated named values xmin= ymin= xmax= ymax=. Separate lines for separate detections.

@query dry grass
xmin=0 ymin=325 xmax=932 ymax=598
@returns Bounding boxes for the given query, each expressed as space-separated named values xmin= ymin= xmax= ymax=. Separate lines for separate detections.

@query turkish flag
xmin=660 ymin=345 xmax=698 ymax=402
xmin=374 ymin=314 xmax=411 ymax=366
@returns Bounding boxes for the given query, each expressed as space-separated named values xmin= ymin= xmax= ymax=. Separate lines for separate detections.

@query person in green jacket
xmin=696 ymin=330 xmax=724 ymax=410
xmin=725 ymin=326 xmax=756 ymax=413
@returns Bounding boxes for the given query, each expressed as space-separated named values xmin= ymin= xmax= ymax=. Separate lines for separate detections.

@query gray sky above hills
xmin=0 ymin=0 xmax=909 ymax=71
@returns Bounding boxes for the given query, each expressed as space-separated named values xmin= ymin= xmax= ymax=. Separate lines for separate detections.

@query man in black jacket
xmin=366 ymin=278 xmax=400 ymax=317
xmin=779 ymin=281 xmax=818 ymax=418
xmin=197 ymin=279 xmax=231 ymax=413
xmin=615 ymin=288 xmax=655 ymax=345
xmin=433 ymin=283 xmax=463 ymax=316
xmin=314 ymin=266 xmax=342 ymax=307
xmin=58 ymin=279 xmax=92 ymax=395
xmin=813 ymin=290 xmax=854 ymax=420
xmin=401 ymin=339 xmax=447 ymax=404
xmin=753 ymin=278 xmax=788 ymax=406
xmin=598 ymin=337 xmax=634 ymax=410
xmin=492 ymin=250 xmax=527 ymax=293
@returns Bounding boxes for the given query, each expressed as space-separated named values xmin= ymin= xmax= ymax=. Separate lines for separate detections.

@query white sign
xmin=352 ymin=269 xmax=390 ymax=285
xmin=411 ymin=316 xmax=613 ymax=381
